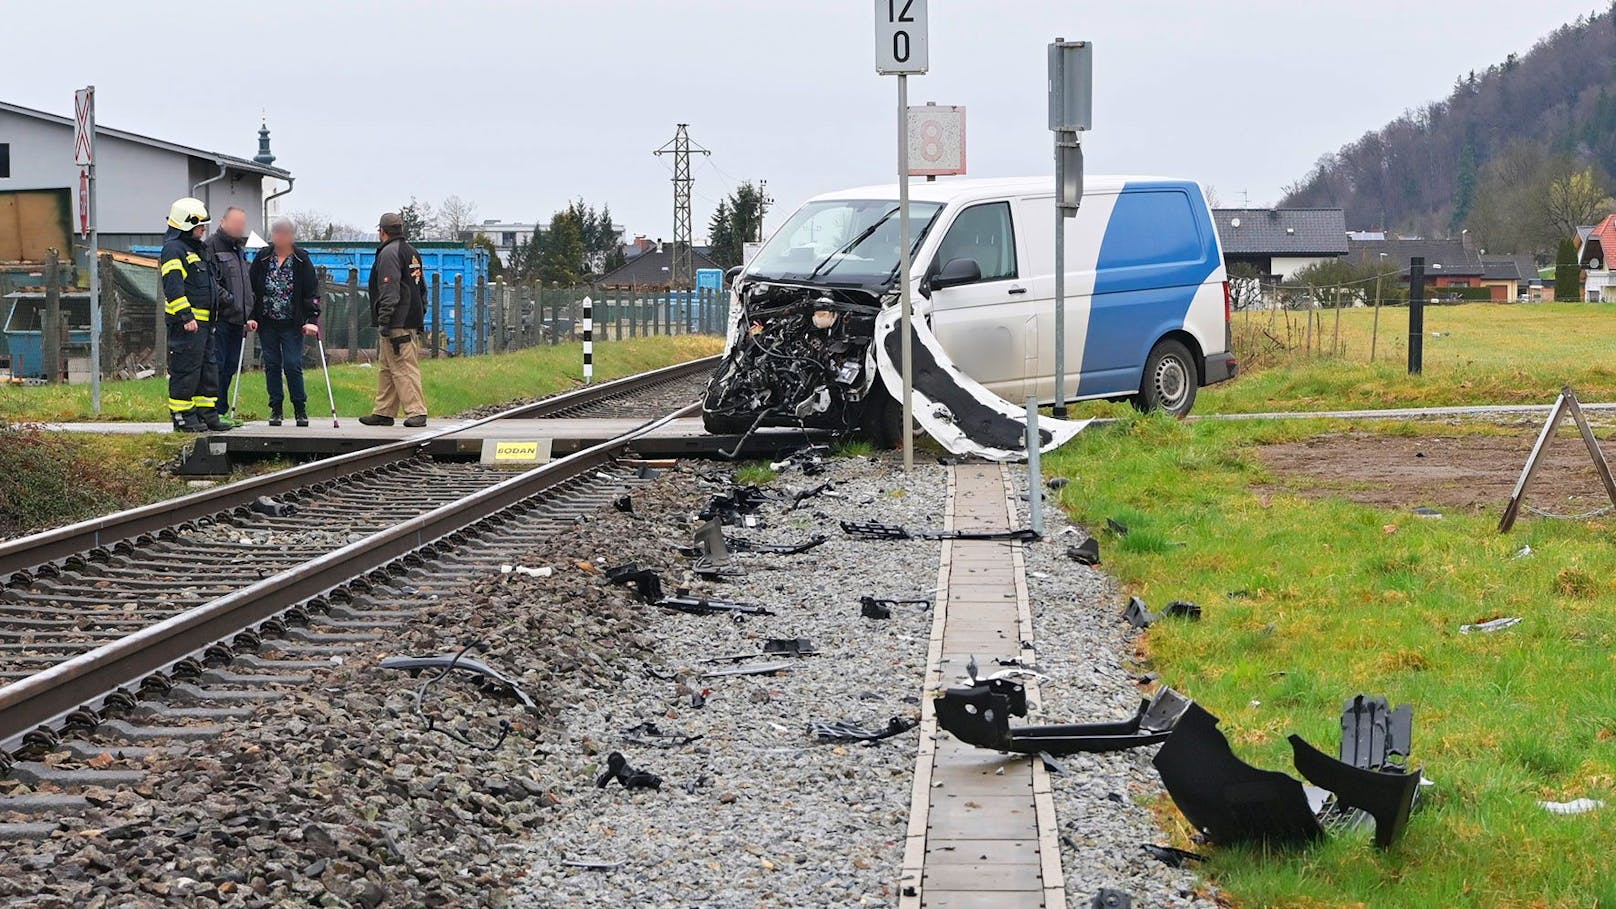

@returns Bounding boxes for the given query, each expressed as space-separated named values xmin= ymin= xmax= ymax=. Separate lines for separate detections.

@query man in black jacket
xmin=159 ymin=197 xmax=230 ymax=432
xmin=204 ymin=207 xmax=254 ymax=426
xmin=359 ymin=212 xmax=429 ymax=427
xmin=248 ymin=218 xmax=322 ymax=426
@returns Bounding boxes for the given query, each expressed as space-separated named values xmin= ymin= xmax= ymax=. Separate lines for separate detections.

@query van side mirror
xmin=931 ymin=257 xmax=982 ymax=291
xmin=724 ymin=265 xmax=744 ymax=287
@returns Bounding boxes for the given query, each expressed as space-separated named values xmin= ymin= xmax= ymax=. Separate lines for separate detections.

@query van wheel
xmin=1132 ymin=339 xmax=1199 ymax=417
xmin=859 ymin=379 xmax=904 ymax=449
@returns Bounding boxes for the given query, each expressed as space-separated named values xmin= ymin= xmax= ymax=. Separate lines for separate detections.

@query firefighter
xmin=160 ymin=197 xmax=230 ymax=433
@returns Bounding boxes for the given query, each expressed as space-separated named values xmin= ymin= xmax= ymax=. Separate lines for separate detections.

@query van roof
xmin=811 ymin=175 xmax=1200 ymax=205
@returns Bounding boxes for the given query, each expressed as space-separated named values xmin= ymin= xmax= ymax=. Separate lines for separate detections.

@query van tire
xmin=859 ymin=379 xmax=904 ymax=449
xmin=1132 ymin=339 xmax=1199 ymax=417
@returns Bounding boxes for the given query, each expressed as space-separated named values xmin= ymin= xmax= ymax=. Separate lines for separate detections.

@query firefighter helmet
xmin=167 ymin=197 xmax=210 ymax=231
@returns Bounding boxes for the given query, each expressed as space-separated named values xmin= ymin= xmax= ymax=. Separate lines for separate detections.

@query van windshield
xmin=746 ymin=199 xmax=944 ymax=287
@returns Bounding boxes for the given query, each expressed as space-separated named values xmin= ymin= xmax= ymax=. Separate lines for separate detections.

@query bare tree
xmin=1542 ymin=166 xmax=1613 ymax=239
xmin=283 ymin=210 xmax=368 ymax=242
xmin=439 ymin=195 xmax=479 ymax=241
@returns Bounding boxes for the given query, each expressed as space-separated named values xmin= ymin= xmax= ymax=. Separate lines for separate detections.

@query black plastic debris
xmin=1153 ymin=703 xmax=1324 ymax=847
xmin=935 ymin=676 xmax=1192 ymax=755
xmin=1106 ymin=517 xmax=1129 ymax=536
xmin=1142 ymin=844 xmax=1205 ymax=868
xmin=1039 ymin=752 xmax=1072 ymax=775
xmin=1121 ymin=597 xmax=1202 ymax=628
xmin=250 ymin=496 xmax=297 ymax=518
xmin=786 ymin=482 xmax=834 ymax=511
xmin=860 ymin=596 xmax=931 ymax=619
xmin=1153 ymin=698 xmax=1422 ymax=848
xmin=842 ymin=521 xmax=912 ymax=541
xmin=841 ymin=520 xmax=1039 ymax=543
xmin=1412 ymin=506 xmax=1442 ymax=519
xmin=762 ymin=638 xmax=817 ymax=657
xmin=1090 ymin=889 xmax=1132 ymax=909
xmin=605 ymin=564 xmax=665 ymax=603
xmin=595 ymin=752 xmax=662 ymax=790
xmin=700 ymin=485 xmax=770 ymax=525
xmin=727 ymin=535 xmax=828 ymax=555
xmin=658 ymin=590 xmax=773 ymax=617
xmin=561 ymin=858 xmax=626 ymax=871
xmin=1047 ymin=476 xmax=1070 ymax=491
xmin=612 ymin=494 xmax=634 ymax=514
xmin=1068 ymin=537 xmax=1101 ymax=566
xmin=809 ymin=716 xmax=918 ymax=743
xmin=621 ymin=721 xmax=703 ymax=748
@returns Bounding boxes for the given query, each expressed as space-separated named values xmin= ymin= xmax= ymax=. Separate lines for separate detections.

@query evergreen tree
xmin=539 ymin=209 xmax=586 ymax=286
xmin=707 ymin=201 xmax=737 ymax=269
xmin=1556 ymin=236 xmax=1582 ymax=300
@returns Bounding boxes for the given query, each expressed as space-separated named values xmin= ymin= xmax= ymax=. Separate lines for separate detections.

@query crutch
xmin=228 ymin=330 xmax=248 ymax=417
xmin=315 ymin=328 xmax=340 ymax=428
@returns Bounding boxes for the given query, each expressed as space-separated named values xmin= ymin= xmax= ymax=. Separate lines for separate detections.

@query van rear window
xmin=1098 ymin=191 xmax=1202 ymax=270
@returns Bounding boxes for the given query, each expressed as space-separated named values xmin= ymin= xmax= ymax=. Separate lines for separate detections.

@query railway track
xmin=0 ymin=358 xmax=717 ymax=820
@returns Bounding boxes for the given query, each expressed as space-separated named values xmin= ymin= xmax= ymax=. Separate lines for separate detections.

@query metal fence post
xmin=491 ymin=279 xmax=503 ymax=353
xmin=454 ymin=274 xmax=466 ymax=357
xmin=430 ymin=272 xmax=442 ymax=359
xmin=616 ymin=290 xmax=625 ymax=341
xmin=345 ymin=269 xmax=361 ymax=361
xmin=98 ymin=254 xmax=117 ymax=373
xmin=154 ymin=273 xmax=167 ymax=377
xmin=548 ymin=288 xmax=559 ymax=346
xmin=1408 ymin=256 xmax=1425 ymax=375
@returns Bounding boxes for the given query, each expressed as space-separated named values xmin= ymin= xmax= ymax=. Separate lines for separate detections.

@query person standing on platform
xmin=359 ymin=212 xmax=429 ymax=428
xmin=248 ymin=218 xmax=322 ymax=427
xmin=159 ymin=198 xmax=229 ymax=433
xmin=204 ymin=207 xmax=255 ymax=427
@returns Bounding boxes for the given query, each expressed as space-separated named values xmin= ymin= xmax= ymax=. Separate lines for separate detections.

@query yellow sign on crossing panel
xmin=479 ymin=438 xmax=552 ymax=466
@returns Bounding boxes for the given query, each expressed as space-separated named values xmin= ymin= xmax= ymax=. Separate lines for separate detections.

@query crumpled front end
xmin=702 ymin=282 xmax=883 ymax=435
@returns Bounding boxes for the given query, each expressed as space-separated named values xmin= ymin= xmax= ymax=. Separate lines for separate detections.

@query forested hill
xmin=1280 ymin=7 xmax=1616 ymax=256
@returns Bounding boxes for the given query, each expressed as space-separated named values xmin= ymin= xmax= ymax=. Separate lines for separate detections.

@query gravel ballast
xmin=513 ymin=455 xmax=945 ymax=908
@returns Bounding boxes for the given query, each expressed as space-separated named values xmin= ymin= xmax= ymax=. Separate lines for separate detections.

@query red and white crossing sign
xmin=73 ymin=88 xmax=95 ymax=166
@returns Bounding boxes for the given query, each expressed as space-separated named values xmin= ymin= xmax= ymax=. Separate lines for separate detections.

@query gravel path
xmin=513 ymin=454 xmax=945 ymax=908
xmin=1006 ymin=470 xmax=1220 ymax=908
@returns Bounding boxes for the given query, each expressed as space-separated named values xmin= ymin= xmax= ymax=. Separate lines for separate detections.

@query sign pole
xmin=1052 ymin=129 xmax=1067 ymax=419
xmin=897 ymin=71 xmax=914 ymax=472
xmin=1049 ymin=40 xmax=1093 ymax=422
xmin=75 ymin=86 xmax=102 ymax=414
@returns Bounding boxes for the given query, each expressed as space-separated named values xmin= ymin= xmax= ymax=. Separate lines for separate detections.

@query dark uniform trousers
xmin=167 ymin=323 xmax=220 ymax=416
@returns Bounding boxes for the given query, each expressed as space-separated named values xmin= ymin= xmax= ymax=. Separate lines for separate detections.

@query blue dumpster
xmin=3 ymin=292 xmax=92 ymax=379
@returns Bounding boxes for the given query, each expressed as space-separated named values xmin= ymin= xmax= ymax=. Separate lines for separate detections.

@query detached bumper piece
xmin=935 ymin=677 xmax=1192 ymax=755
xmin=1153 ymin=696 xmax=1421 ymax=849
xmin=606 ymin=563 xmax=774 ymax=616
xmin=840 ymin=520 xmax=1040 ymax=543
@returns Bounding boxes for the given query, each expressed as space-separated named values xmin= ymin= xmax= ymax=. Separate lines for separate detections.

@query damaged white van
xmin=701 ymin=176 xmax=1237 ymax=459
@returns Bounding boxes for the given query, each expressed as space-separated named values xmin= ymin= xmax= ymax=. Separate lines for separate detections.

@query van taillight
xmin=1222 ymin=281 xmax=1232 ymax=322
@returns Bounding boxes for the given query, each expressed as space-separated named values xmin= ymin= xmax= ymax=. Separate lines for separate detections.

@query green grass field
xmin=1047 ymin=397 xmax=1616 ymax=901
xmin=0 ymin=336 xmax=723 ymax=424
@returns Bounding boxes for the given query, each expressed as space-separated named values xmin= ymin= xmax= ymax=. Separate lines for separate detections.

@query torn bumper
xmin=873 ymin=306 xmax=1089 ymax=461
xmin=935 ymin=677 xmax=1192 ymax=755
xmin=1203 ymin=351 xmax=1238 ymax=385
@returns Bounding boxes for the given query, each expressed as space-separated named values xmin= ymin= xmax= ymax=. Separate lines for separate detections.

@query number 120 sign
xmin=875 ymin=0 xmax=928 ymax=74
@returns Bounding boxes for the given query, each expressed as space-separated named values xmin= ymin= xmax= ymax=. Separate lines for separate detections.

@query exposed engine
xmin=702 ymin=282 xmax=884 ymax=435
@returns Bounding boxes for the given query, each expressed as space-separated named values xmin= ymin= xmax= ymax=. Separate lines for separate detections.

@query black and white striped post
xmin=582 ymin=295 xmax=594 ymax=384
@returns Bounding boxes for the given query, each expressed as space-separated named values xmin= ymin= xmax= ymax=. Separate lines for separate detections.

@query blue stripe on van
xmin=1076 ymin=182 xmax=1219 ymax=398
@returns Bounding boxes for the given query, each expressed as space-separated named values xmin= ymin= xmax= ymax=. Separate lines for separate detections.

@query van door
xmin=1016 ymin=192 xmax=1118 ymax=405
xmin=925 ymin=200 xmax=1032 ymax=401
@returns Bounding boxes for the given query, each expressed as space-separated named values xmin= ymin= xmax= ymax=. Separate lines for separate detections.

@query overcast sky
xmin=5 ymin=1 xmax=1599 ymax=242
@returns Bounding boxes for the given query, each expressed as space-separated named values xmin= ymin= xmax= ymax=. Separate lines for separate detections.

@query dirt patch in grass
xmin=1256 ymin=430 xmax=1616 ymax=514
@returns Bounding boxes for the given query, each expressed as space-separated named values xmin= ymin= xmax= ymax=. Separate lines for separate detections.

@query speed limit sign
xmin=875 ymin=0 xmax=928 ymax=74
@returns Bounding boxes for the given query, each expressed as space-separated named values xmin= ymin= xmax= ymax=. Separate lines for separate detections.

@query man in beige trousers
xmin=359 ymin=212 xmax=429 ymax=428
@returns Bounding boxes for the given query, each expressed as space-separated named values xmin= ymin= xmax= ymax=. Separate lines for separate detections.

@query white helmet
xmin=167 ymin=197 xmax=210 ymax=231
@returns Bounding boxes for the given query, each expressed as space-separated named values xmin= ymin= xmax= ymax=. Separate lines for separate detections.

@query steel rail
xmin=0 ymin=356 xmax=717 ymax=577
xmin=0 ymin=402 xmax=699 ymax=746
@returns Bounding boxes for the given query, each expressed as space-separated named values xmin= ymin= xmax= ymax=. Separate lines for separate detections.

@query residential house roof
xmin=1212 ymin=208 xmax=1349 ymax=256
xmin=1581 ymin=214 xmax=1616 ymax=269
xmin=1481 ymin=256 xmax=1524 ymax=281
xmin=597 ymin=244 xmax=720 ymax=288
xmin=0 ymin=100 xmax=291 ymax=180
xmin=1346 ymin=236 xmax=1484 ymax=277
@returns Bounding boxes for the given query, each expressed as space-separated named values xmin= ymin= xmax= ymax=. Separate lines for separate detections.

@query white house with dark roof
xmin=1212 ymin=208 xmax=1349 ymax=281
xmin=0 ymin=99 xmax=291 ymax=254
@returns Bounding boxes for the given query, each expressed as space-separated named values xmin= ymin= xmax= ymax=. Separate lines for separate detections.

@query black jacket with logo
xmin=248 ymin=246 xmax=323 ymax=327
xmin=369 ymin=237 xmax=426 ymax=331
xmin=203 ymin=229 xmax=253 ymax=325
xmin=159 ymin=226 xmax=224 ymax=327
